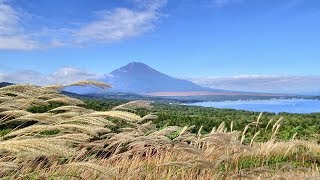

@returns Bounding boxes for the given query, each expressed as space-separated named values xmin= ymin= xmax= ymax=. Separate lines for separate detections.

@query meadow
xmin=0 ymin=81 xmax=320 ymax=179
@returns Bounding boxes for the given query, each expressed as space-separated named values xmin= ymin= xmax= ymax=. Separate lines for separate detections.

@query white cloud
xmin=74 ymin=7 xmax=159 ymax=44
xmin=73 ymin=0 xmax=166 ymax=44
xmin=0 ymin=2 xmax=40 ymax=50
xmin=190 ymin=75 xmax=320 ymax=95
xmin=0 ymin=67 xmax=104 ymax=85
xmin=0 ymin=0 xmax=167 ymax=50
xmin=0 ymin=2 xmax=19 ymax=35
xmin=0 ymin=70 xmax=46 ymax=85
xmin=49 ymin=67 xmax=104 ymax=84
xmin=0 ymin=36 xmax=40 ymax=50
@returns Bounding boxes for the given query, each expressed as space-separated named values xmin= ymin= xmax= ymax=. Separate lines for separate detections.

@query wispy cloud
xmin=0 ymin=67 xmax=104 ymax=85
xmin=0 ymin=36 xmax=40 ymax=50
xmin=0 ymin=1 xmax=19 ymax=34
xmin=190 ymin=75 xmax=320 ymax=95
xmin=0 ymin=0 xmax=167 ymax=50
xmin=74 ymin=8 xmax=160 ymax=44
xmin=73 ymin=0 xmax=167 ymax=44
xmin=0 ymin=2 xmax=40 ymax=50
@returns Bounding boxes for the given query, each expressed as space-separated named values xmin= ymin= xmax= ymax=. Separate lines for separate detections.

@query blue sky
xmin=0 ymin=0 xmax=320 ymax=94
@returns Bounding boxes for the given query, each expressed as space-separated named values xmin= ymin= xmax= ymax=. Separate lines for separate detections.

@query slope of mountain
xmin=64 ymin=62 xmax=291 ymax=97
xmin=101 ymin=62 xmax=219 ymax=93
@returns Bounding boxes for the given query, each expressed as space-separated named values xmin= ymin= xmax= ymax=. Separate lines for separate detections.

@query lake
xmin=185 ymin=99 xmax=320 ymax=114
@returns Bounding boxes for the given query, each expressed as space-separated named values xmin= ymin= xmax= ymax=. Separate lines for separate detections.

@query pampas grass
xmin=46 ymin=97 xmax=85 ymax=106
xmin=0 ymin=110 xmax=31 ymax=120
xmin=10 ymin=113 xmax=60 ymax=124
xmin=53 ymin=133 xmax=92 ymax=144
xmin=0 ymin=84 xmax=38 ymax=94
xmin=0 ymin=96 xmax=14 ymax=103
xmin=0 ymin=81 xmax=319 ymax=179
xmin=0 ymin=138 xmax=75 ymax=158
xmin=3 ymin=124 xmax=110 ymax=139
xmin=49 ymin=105 xmax=95 ymax=114
xmin=90 ymin=110 xmax=142 ymax=122
xmin=113 ymin=100 xmax=153 ymax=112
xmin=67 ymin=80 xmax=112 ymax=89
xmin=61 ymin=116 xmax=115 ymax=127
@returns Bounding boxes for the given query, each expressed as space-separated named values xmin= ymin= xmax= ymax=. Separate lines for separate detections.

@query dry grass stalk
xmin=113 ymin=100 xmax=153 ymax=111
xmin=49 ymin=106 xmax=95 ymax=114
xmin=46 ymin=97 xmax=86 ymax=106
xmin=265 ymin=118 xmax=274 ymax=131
xmin=8 ymin=113 xmax=60 ymax=124
xmin=0 ymin=110 xmax=31 ymax=120
xmin=272 ymin=117 xmax=283 ymax=132
xmin=250 ymin=131 xmax=261 ymax=146
xmin=90 ymin=110 xmax=141 ymax=122
xmin=0 ymin=138 xmax=75 ymax=158
xmin=241 ymin=125 xmax=250 ymax=144
xmin=61 ymin=116 xmax=115 ymax=127
xmin=66 ymin=80 xmax=112 ymax=89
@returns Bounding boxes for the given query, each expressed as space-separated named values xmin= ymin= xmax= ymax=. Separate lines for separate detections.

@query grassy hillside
xmin=0 ymin=82 xmax=320 ymax=179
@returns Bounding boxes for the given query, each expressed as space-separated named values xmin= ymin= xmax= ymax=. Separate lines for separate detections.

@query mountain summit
xmin=109 ymin=62 xmax=164 ymax=77
xmin=111 ymin=62 xmax=159 ymax=76
xmin=102 ymin=62 xmax=213 ymax=93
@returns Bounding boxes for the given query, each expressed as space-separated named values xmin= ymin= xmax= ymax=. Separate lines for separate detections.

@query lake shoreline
xmin=184 ymin=98 xmax=320 ymax=114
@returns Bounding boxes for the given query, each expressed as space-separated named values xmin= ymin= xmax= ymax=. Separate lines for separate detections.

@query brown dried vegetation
xmin=0 ymin=81 xmax=319 ymax=179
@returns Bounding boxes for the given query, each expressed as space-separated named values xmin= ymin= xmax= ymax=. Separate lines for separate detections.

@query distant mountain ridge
xmin=66 ymin=62 xmax=288 ymax=96
xmin=0 ymin=82 xmax=14 ymax=88
xmin=101 ymin=62 xmax=222 ymax=93
xmin=1 ymin=63 xmax=294 ymax=97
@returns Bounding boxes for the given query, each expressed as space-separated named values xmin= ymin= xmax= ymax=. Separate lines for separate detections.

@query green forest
xmin=81 ymin=98 xmax=320 ymax=142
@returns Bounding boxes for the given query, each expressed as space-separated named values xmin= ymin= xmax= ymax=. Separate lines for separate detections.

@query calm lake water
xmin=185 ymin=99 xmax=320 ymax=114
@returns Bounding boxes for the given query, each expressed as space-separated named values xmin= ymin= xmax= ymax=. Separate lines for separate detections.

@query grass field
xmin=0 ymin=81 xmax=320 ymax=179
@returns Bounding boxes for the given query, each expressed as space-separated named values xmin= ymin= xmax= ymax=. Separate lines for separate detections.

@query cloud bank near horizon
xmin=0 ymin=66 xmax=319 ymax=95
xmin=190 ymin=75 xmax=320 ymax=95
xmin=0 ymin=67 xmax=105 ymax=85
